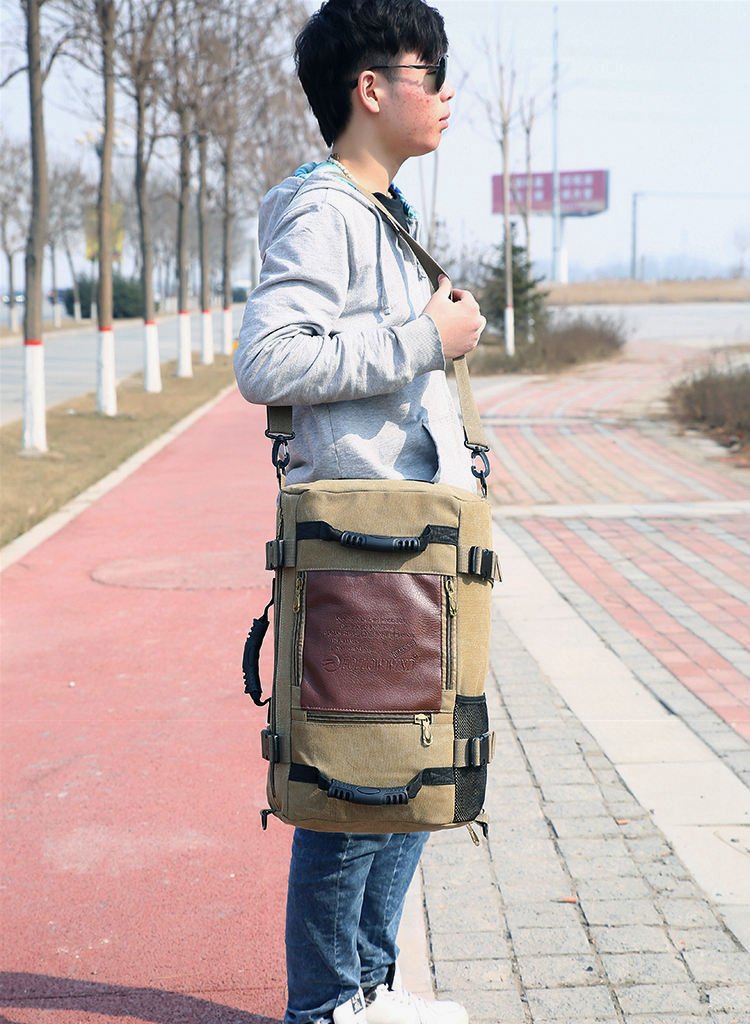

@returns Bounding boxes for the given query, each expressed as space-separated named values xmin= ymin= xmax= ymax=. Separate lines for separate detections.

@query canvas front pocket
xmin=293 ymin=570 xmax=452 ymax=713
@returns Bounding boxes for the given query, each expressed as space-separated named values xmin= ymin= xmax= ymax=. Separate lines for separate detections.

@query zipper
xmin=306 ymin=710 xmax=433 ymax=747
xmin=444 ymin=576 xmax=457 ymax=690
xmin=291 ymin=572 xmax=306 ymax=686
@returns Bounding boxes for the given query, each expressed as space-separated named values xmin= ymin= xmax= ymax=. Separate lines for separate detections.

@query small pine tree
xmin=480 ymin=226 xmax=548 ymax=339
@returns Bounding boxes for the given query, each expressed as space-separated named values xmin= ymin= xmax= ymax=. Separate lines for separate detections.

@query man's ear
xmin=354 ymin=70 xmax=382 ymax=115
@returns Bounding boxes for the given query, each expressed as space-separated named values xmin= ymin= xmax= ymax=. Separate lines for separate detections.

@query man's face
xmin=375 ymin=52 xmax=455 ymax=161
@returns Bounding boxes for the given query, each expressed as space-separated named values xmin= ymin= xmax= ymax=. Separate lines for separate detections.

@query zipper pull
xmin=415 ymin=713 xmax=433 ymax=747
xmin=465 ymin=822 xmax=481 ymax=846
xmin=445 ymin=577 xmax=457 ymax=617
xmin=293 ymin=574 xmax=304 ymax=614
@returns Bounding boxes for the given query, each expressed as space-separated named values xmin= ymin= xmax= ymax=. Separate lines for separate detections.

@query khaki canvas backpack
xmin=243 ymin=187 xmax=501 ymax=835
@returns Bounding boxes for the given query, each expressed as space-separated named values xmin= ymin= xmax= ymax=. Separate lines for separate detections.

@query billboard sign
xmin=492 ymin=170 xmax=609 ymax=217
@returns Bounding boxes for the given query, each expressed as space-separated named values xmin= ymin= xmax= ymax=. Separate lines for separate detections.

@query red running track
xmin=1 ymin=392 xmax=290 ymax=1024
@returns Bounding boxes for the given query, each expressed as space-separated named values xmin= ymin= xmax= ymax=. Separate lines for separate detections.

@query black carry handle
xmin=242 ymin=594 xmax=273 ymax=707
xmin=326 ymin=777 xmax=422 ymax=805
xmin=339 ymin=530 xmax=424 ymax=554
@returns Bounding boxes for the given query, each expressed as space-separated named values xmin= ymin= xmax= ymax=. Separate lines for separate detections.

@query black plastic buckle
xmin=468 ymin=731 xmax=494 ymax=767
xmin=265 ymin=428 xmax=295 ymax=480
xmin=261 ymin=729 xmax=280 ymax=764
xmin=265 ymin=539 xmax=284 ymax=570
xmin=465 ymin=443 xmax=490 ymax=497
xmin=469 ymin=546 xmax=496 ymax=583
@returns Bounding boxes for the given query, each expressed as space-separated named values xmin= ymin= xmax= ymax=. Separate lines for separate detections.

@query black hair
xmin=295 ymin=0 xmax=448 ymax=146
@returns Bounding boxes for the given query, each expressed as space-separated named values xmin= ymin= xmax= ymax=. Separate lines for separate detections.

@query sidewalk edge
xmin=1 ymin=385 xmax=236 ymax=573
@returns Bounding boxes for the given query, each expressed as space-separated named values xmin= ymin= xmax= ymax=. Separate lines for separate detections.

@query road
xmin=0 ymin=306 xmax=246 ymax=426
xmin=1 ymin=303 xmax=748 ymax=427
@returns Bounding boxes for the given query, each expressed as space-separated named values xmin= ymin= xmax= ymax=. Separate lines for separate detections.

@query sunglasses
xmin=349 ymin=55 xmax=447 ymax=93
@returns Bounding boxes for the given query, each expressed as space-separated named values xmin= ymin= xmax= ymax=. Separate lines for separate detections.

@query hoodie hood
xmin=257 ymin=160 xmax=419 ymax=260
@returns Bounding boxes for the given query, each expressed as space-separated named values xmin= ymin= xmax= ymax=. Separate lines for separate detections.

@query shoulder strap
xmin=266 ymin=176 xmax=489 ymax=480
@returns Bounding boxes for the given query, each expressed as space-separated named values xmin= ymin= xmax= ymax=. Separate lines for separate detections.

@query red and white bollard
xmin=97 ymin=326 xmax=117 ymax=416
xmin=200 ymin=308 xmax=214 ymax=365
xmin=177 ymin=309 xmax=192 ymax=378
xmin=22 ymin=338 xmax=47 ymax=452
xmin=143 ymin=319 xmax=162 ymax=393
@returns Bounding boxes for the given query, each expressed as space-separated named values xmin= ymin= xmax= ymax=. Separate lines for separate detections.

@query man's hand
xmin=423 ymin=275 xmax=487 ymax=360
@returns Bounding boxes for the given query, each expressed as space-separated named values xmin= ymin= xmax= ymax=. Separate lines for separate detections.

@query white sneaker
xmin=365 ymin=965 xmax=468 ymax=1024
xmin=332 ymin=988 xmax=368 ymax=1023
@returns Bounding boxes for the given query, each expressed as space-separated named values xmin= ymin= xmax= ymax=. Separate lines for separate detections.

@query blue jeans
xmin=284 ymin=828 xmax=429 ymax=1024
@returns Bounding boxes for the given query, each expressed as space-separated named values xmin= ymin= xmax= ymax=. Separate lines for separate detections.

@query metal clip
xmin=465 ymin=444 xmax=490 ymax=497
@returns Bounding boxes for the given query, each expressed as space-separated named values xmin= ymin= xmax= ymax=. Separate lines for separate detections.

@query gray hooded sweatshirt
xmin=234 ymin=162 xmax=475 ymax=492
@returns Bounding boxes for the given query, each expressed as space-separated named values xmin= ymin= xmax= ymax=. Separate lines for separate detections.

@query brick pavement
xmin=420 ymin=338 xmax=750 ymax=1022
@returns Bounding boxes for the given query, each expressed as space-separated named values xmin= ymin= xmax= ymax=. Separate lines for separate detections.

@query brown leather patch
xmin=300 ymin=571 xmax=443 ymax=712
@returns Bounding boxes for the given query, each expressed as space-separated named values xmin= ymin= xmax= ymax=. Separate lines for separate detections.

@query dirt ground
xmin=545 ymin=277 xmax=750 ymax=305
xmin=1 ymin=357 xmax=236 ymax=547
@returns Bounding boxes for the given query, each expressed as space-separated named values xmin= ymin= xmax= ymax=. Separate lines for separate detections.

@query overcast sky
xmin=3 ymin=0 xmax=750 ymax=282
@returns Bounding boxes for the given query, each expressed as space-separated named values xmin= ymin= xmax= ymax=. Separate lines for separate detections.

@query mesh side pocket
xmin=453 ymin=695 xmax=489 ymax=823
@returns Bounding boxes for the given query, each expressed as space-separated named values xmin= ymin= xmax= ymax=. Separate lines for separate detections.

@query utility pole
xmin=551 ymin=2 xmax=561 ymax=282
xmin=630 ymin=192 xmax=640 ymax=279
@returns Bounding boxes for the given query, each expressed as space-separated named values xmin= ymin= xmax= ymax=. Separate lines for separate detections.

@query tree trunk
xmin=197 ymin=129 xmax=213 ymax=364
xmin=501 ymin=129 xmax=515 ymax=358
xmin=176 ymin=107 xmax=192 ymax=376
xmin=96 ymin=0 xmax=117 ymax=415
xmin=23 ymin=0 xmax=48 ymax=451
xmin=6 ymin=252 xmax=17 ymax=332
xmin=135 ymin=81 xmax=161 ymax=392
xmin=221 ymin=135 xmax=234 ymax=354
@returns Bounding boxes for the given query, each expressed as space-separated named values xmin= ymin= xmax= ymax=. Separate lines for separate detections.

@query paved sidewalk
xmin=423 ymin=339 xmax=750 ymax=1023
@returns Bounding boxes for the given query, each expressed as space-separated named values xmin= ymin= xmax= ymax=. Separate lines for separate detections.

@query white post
xmin=201 ymin=308 xmax=214 ymax=365
xmin=143 ymin=320 xmax=162 ymax=393
xmin=22 ymin=340 xmax=47 ymax=452
xmin=53 ymin=300 xmax=62 ymax=328
xmin=97 ymin=326 xmax=117 ymax=416
xmin=504 ymin=306 xmax=515 ymax=358
xmin=221 ymin=307 xmax=233 ymax=354
xmin=177 ymin=309 xmax=193 ymax=377
xmin=74 ymin=299 xmax=82 ymax=322
xmin=10 ymin=306 xmax=20 ymax=333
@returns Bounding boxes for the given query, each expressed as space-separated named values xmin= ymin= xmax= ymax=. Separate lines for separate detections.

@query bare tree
xmin=0 ymin=137 xmax=30 ymax=335
xmin=117 ymin=0 xmax=167 ymax=391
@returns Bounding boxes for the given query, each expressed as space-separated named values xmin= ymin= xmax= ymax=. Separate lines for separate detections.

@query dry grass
xmin=467 ymin=313 xmax=627 ymax=375
xmin=1 ymin=356 xmax=235 ymax=547
xmin=669 ymin=356 xmax=750 ymax=451
xmin=546 ymin=278 xmax=750 ymax=306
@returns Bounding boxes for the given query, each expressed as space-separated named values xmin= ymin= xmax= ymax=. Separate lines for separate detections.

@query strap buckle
xmin=467 ymin=731 xmax=495 ymax=768
xmin=469 ymin=546 xmax=500 ymax=583
xmin=265 ymin=427 xmax=295 ymax=482
xmin=465 ymin=442 xmax=490 ymax=497
xmin=265 ymin=539 xmax=284 ymax=570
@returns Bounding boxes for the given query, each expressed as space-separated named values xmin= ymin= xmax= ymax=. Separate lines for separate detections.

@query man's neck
xmin=329 ymin=143 xmax=401 ymax=194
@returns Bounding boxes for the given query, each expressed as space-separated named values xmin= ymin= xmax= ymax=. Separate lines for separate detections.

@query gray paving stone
xmin=436 ymin=988 xmax=525 ymax=1022
xmin=425 ymin=898 xmax=504 ymax=934
xmin=565 ymin=855 xmax=642 ymax=881
xmin=524 ymin=985 xmax=617 ymax=1019
xmin=535 ymin=767 xmax=598 ymax=787
xmin=617 ymin=985 xmax=708 ymax=1014
xmin=556 ymin=835 xmax=629 ymax=860
xmin=704 ymin=984 xmax=750 ymax=1010
xmin=668 ymin=929 xmax=742 ymax=954
xmin=429 ymin=929 xmax=511 ymax=962
xmin=505 ymin=902 xmax=582 ymax=931
xmin=656 ymin=898 xmax=724 ymax=929
xmin=542 ymin=799 xmax=610 ymax=820
xmin=590 ymin=925 xmax=674 ymax=954
xmin=683 ymin=950 xmax=750 ymax=984
xmin=509 ymin=924 xmax=591 ymax=956
xmin=548 ymin=815 xmax=622 ymax=840
xmin=601 ymin=952 xmax=692 ymax=985
xmin=539 ymin=783 xmax=605 ymax=803
xmin=434 ymin=957 xmax=515 ymax=990
xmin=516 ymin=953 xmax=602 ymax=988
xmin=575 ymin=875 xmax=651 ymax=901
xmin=640 ymin=863 xmax=693 ymax=890
xmin=580 ymin=898 xmax=664 ymax=927
xmin=624 ymin=1016 xmax=711 ymax=1023
xmin=627 ymin=835 xmax=678 ymax=863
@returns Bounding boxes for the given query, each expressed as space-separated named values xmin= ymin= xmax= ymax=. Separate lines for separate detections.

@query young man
xmin=234 ymin=2 xmax=486 ymax=1022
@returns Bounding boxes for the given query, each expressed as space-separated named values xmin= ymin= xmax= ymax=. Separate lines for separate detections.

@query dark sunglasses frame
xmin=348 ymin=55 xmax=447 ymax=92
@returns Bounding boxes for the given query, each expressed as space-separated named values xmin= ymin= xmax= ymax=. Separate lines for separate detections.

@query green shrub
xmin=62 ymin=274 xmax=146 ymax=319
